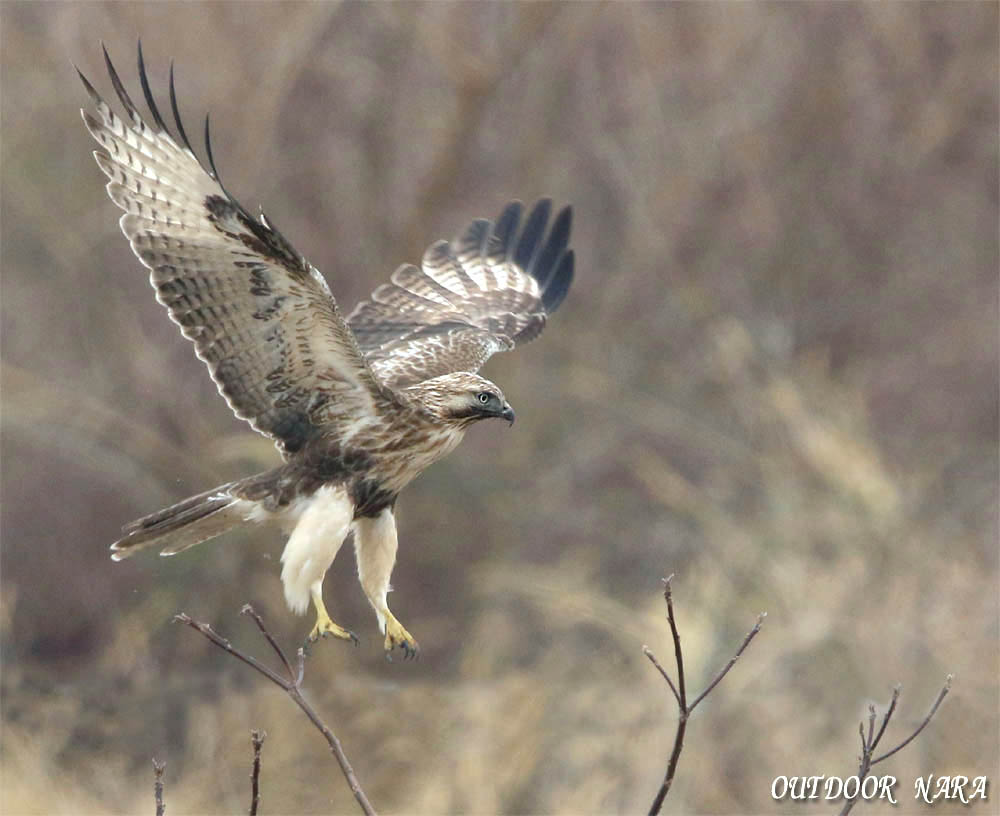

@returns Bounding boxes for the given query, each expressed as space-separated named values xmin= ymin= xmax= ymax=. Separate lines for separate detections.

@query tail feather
xmin=111 ymin=480 xmax=249 ymax=560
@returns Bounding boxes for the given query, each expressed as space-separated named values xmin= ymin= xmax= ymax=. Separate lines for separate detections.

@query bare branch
xmin=870 ymin=684 xmax=901 ymax=752
xmin=642 ymin=646 xmax=681 ymax=707
xmin=249 ymin=730 xmax=265 ymax=816
xmin=175 ymin=608 xmax=377 ymax=816
xmin=662 ymin=576 xmax=686 ymax=710
xmin=172 ymin=614 xmax=288 ymax=688
xmin=688 ymin=613 xmax=766 ymax=713
xmin=872 ymin=675 xmax=952 ymax=765
xmin=865 ymin=704 xmax=876 ymax=752
xmin=648 ymin=706 xmax=687 ymax=816
xmin=838 ymin=676 xmax=952 ymax=816
xmin=646 ymin=577 xmax=765 ymax=816
xmin=243 ymin=603 xmax=296 ymax=684
xmin=152 ymin=758 xmax=165 ymax=816
xmin=648 ymin=575 xmax=687 ymax=816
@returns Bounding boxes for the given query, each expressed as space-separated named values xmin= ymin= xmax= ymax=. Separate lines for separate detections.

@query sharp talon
xmin=382 ymin=614 xmax=419 ymax=660
xmin=308 ymin=614 xmax=356 ymax=645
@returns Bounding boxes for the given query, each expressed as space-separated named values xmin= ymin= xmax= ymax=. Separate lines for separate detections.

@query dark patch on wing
xmin=267 ymin=411 xmax=313 ymax=454
xmin=80 ymin=44 xmax=383 ymax=458
xmin=204 ymin=194 xmax=305 ymax=275
xmin=347 ymin=199 xmax=574 ymax=387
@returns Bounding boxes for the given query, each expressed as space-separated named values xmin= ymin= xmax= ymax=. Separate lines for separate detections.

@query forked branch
xmin=837 ymin=676 xmax=952 ymax=816
xmin=174 ymin=606 xmax=376 ymax=816
xmin=644 ymin=575 xmax=765 ymax=815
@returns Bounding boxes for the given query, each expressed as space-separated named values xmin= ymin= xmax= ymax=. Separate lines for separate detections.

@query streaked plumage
xmin=79 ymin=43 xmax=574 ymax=657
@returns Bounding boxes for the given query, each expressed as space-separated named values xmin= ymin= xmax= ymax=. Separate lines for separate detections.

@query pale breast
xmin=373 ymin=423 xmax=467 ymax=495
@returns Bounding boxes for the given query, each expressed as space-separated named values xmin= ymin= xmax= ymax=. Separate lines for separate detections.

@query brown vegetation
xmin=2 ymin=3 xmax=996 ymax=814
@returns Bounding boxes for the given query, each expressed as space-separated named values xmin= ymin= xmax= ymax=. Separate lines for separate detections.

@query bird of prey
xmin=78 ymin=44 xmax=574 ymax=658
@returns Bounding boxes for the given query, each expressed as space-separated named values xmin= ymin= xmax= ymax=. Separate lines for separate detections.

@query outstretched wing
xmin=79 ymin=44 xmax=384 ymax=456
xmin=347 ymin=199 xmax=574 ymax=388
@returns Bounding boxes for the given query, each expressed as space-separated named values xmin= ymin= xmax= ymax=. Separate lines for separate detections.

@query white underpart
xmin=353 ymin=508 xmax=399 ymax=633
xmin=279 ymin=485 xmax=354 ymax=615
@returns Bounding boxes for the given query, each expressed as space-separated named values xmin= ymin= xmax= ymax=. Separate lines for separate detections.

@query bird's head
xmin=406 ymin=372 xmax=515 ymax=428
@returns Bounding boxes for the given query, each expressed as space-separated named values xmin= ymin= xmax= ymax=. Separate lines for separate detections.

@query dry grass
xmin=2 ymin=2 xmax=997 ymax=814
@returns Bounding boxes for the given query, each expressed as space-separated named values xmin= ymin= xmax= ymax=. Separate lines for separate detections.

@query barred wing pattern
xmin=79 ymin=45 xmax=382 ymax=456
xmin=348 ymin=199 xmax=574 ymax=388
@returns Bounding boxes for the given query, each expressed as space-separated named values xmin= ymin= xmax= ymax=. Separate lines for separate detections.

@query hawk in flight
xmin=78 ymin=44 xmax=574 ymax=658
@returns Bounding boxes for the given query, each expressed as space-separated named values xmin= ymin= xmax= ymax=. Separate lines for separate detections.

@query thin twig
xmin=174 ymin=608 xmax=377 ymax=816
xmin=663 ymin=577 xmax=686 ymax=710
xmin=869 ymin=684 xmax=900 ymax=751
xmin=865 ymin=704 xmax=876 ymax=752
xmin=646 ymin=576 xmax=765 ymax=816
xmin=648 ymin=578 xmax=687 ymax=816
xmin=872 ymin=675 xmax=952 ymax=765
xmin=837 ymin=676 xmax=952 ymax=816
xmin=249 ymin=730 xmax=265 ymax=816
xmin=243 ymin=604 xmax=296 ymax=683
xmin=172 ymin=614 xmax=288 ymax=687
xmin=688 ymin=612 xmax=766 ymax=713
xmin=152 ymin=758 xmax=165 ymax=816
xmin=642 ymin=646 xmax=681 ymax=706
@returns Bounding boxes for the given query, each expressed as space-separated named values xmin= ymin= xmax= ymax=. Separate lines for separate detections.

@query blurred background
xmin=2 ymin=3 xmax=996 ymax=814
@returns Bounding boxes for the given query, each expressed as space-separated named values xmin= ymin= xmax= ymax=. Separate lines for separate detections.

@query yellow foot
xmin=307 ymin=612 xmax=359 ymax=646
xmin=383 ymin=614 xmax=419 ymax=661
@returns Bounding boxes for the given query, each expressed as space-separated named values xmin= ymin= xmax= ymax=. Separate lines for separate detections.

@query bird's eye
xmin=477 ymin=392 xmax=492 ymax=405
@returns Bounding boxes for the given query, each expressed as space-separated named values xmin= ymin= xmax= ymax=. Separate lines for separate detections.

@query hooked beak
xmin=501 ymin=403 xmax=516 ymax=426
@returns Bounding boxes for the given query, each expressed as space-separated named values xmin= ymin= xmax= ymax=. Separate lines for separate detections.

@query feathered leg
xmin=353 ymin=508 xmax=418 ymax=658
xmin=279 ymin=485 xmax=356 ymax=644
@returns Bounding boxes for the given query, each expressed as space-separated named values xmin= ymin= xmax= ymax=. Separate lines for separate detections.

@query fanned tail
xmin=111 ymin=480 xmax=251 ymax=560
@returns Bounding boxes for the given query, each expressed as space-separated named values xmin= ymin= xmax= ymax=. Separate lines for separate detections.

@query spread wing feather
xmin=348 ymin=199 xmax=574 ymax=388
xmin=79 ymin=44 xmax=384 ymax=455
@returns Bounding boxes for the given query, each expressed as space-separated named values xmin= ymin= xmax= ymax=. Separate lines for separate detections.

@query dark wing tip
xmin=102 ymin=43 xmax=139 ymax=119
xmin=531 ymin=204 xmax=572 ymax=291
xmin=137 ymin=40 xmax=170 ymax=133
xmin=513 ymin=198 xmax=553 ymax=274
xmin=168 ymin=59 xmax=195 ymax=154
xmin=495 ymin=200 xmax=524 ymax=242
xmin=557 ymin=204 xmax=573 ymax=234
xmin=541 ymin=248 xmax=574 ymax=313
xmin=204 ymin=113 xmax=221 ymax=181
xmin=485 ymin=200 xmax=523 ymax=263
xmin=75 ymin=62 xmax=101 ymax=103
